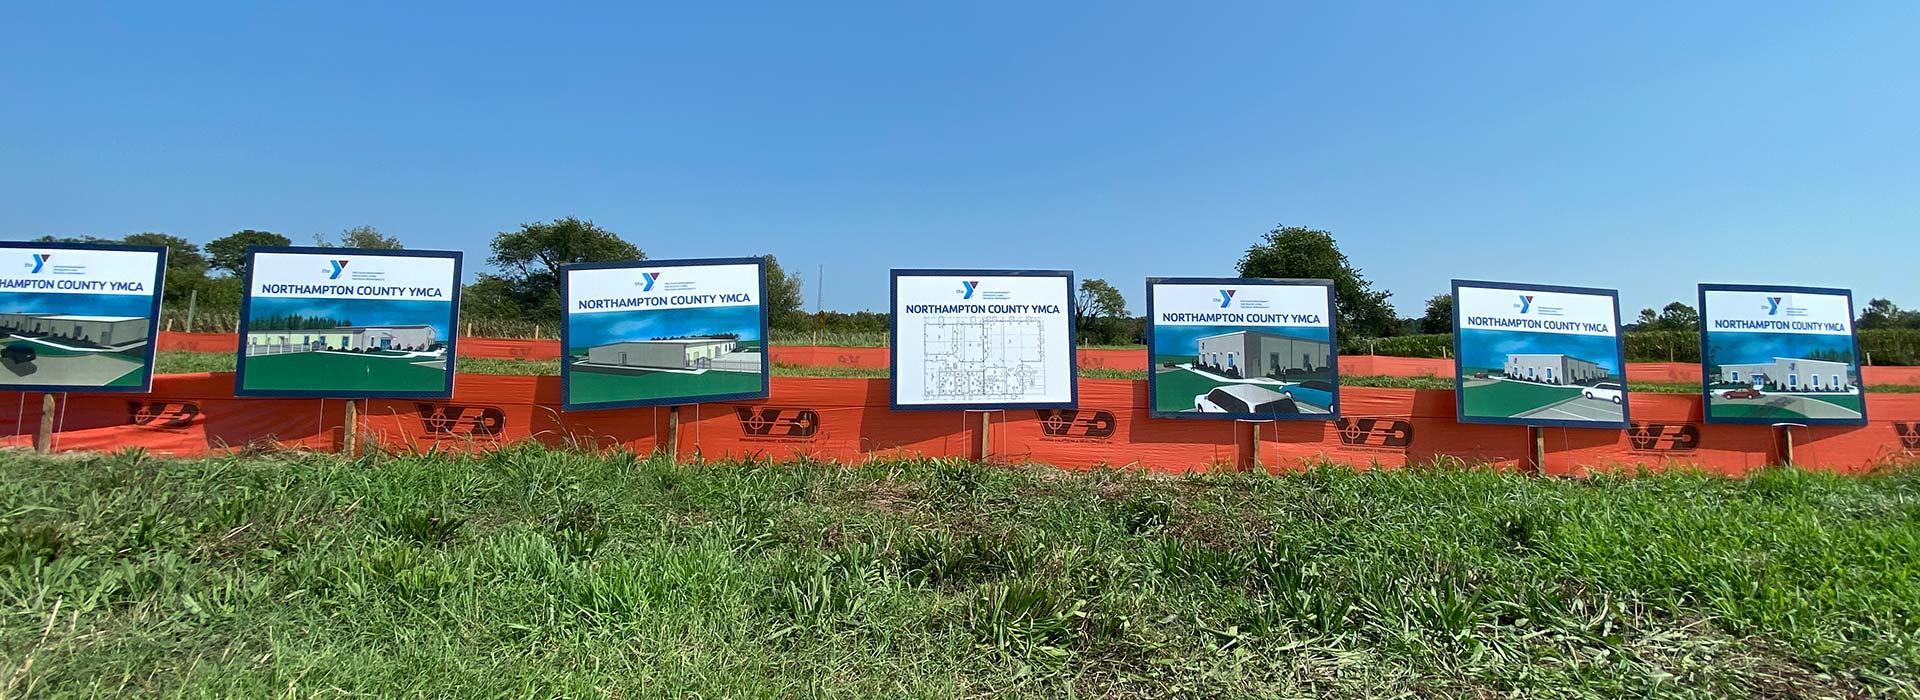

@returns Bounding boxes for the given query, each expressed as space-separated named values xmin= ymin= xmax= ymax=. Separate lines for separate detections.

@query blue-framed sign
xmin=560 ymin=256 xmax=771 ymax=412
xmin=1452 ymin=279 xmax=1630 ymax=429
xmin=889 ymin=269 xmax=1078 ymax=411
xmin=1145 ymin=277 xmax=1339 ymax=421
xmin=0 ymin=241 xmax=168 ymax=393
xmin=1698 ymin=283 xmax=1866 ymax=426
xmin=233 ymin=246 xmax=462 ymax=399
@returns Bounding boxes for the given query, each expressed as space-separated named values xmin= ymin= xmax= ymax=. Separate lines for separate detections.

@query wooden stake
xmin=1248 ymin=422 xmax=1262 ymax=472
xmin=34 ymin=394 xmax=54 ymax=454
xmin=342 ymin=400 xmax=358 ymax=457
xmin=1527 ymin=426 xmax=1546 ymax=476
xmin=663 ymin=405 xmax=681 ymax=463
xmin=1778 ymin=424 xmax=1796 ymax=466
xmin=977 ymin=411 xmax=991 ymax=462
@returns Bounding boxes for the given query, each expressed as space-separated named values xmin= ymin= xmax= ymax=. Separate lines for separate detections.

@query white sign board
xmin=1452 ymin=280 xmax=1628 ymax=428
xmin=562 ymin=257 xmax=770 ymax=411
xmin=1145 ymin=278 xmax=1338 ymax=419
xmin=1699 ymin=284 xmax=1864 ymax=425
xmin=237 ymin=247 xmax=462 ymax=398
xmin=890 ymin=270 xmax=1076 ymax=410
xmin=0 ymin=242 xmax=167 ymax=392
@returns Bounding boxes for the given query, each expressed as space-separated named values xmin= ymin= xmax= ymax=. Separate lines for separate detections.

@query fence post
xmin=342 ymin=400 xmax=358 ymax=456
xmin=186 ymin=288 xmax=197 ymax=332
xmin=34 ymin=393 xmax=54 ymax=454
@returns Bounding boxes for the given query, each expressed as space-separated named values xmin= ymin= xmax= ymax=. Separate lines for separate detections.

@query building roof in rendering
xmin=33 ymin=315 xmax=145 ymax=322
xmin=597 ymin=337 xmax=738 ymax=347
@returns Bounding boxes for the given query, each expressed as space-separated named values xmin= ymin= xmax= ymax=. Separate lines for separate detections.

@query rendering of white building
xmin=585 ymin=337 xmax=740 ymax=370
xmin=245 ymin=325 xmax=438 ymax=355
xmin=1504 ymin=353 xmax=1608 ymax=385
xmin=1194 ymin=331 xmax=1331 ymax=379
xmin=0 ymin=313 xmax=150 ymax=346
xmin=1717 ymin=357 xmax=1852 ymax=391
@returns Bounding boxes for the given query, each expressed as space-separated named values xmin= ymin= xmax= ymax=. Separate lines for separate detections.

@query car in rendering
xmin=1721 ymin=387 xmax=1763 ymax=400
xmin=1195 ymin=385 xmax=1296 ymax=414
xmin=1279 ymin=380 xmax=1335 ymax=409
xmin=1581 ymin=382 xmax=1625 ymax=404
xmin=0 ymin=345 xmax=36 ymax=365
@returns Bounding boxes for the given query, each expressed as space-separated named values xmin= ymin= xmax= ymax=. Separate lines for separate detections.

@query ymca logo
xmin=28 ymin=254 xmax=50 ymax=273
xmin=1217 ymin=289 xmax=1236 ymax=308
xmin=735 ymin=407 xmax=819 ymax=439
xmin=1765 ymin=297 xmax=1782 ymax=315
xmin=1516 ymin=295 xmax=1534 ymax=314
xmin=1628 ymin=423 xmax=1699 ymax=452
xmin=960 ymin=280 xmax=980 ymax=300
xmin=415 ymin=403 xmax=507 ymax=437
xmin=1897 ymin=422 xmax=1920 ymax=450
xmin=641 ymin=272 xmax=661 ymax=291
xmin=1336 ymin=418 xmax=1413 ymax=448
xmin=127 ymin=401 xmax=200 ymax=430
xmin=1036 ymin=409 xmax=1117 ymax=440
xmin=326 ymin=260 xmax=349 ymax=279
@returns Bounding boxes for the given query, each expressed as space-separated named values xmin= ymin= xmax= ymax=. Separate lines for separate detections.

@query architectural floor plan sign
xmin=0 ymin=241 xmax=167 ymax=393
xmin=1699 ymin=284 xmax=1865 ymax=425
xmin=560 ymin=257 xmax=769 ymax=411
xmin=891 ymin=269 xmax=1076 ymax=411
xmin=235 ymin=247 xmax=461 ymax=398
xmin=1145 ymin=278 xmax=1338 ymax=420
xmin=1453 ymin=280 xmax=1629 ymax=428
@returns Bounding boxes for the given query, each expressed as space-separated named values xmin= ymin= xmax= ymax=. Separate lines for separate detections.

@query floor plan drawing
xmin=921 ymin=315 xmax=1049 ymax=401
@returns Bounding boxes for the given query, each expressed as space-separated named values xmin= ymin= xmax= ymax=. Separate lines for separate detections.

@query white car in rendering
xmin=1581 ymin=382 xmax=1625 ymax=404
xmin=1194 ymin=385 xmax=1294 ymax=414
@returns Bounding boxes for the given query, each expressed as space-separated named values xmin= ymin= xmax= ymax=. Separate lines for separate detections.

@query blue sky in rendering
xmin=1151 ymin=325 xmax=1329 ymax=357
xmin=247 ymin=297 xmax=452 ymax=338
xmin=1458 ymin=329 xmax=1621 ymax=373
xmin=3 ymin=3 xmax=1917 ymax=316
xmin=0 ymin=292 xmax=152 ymax=318
xmin=1706 ymin=331 xmax=1858 ymax=370
xmin=568 ymin=305 xmax=763 ymax=349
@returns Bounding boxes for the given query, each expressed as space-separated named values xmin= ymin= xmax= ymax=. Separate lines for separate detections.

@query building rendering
xmin=1194 ymin=331 xmax=1331 ymax=380
xmin=1716 ymin=357 xmax=1852 ymax=391
xmin=245 ymin=324 xmax=438 ymax=355
xmin=1504 ymin=353 xmax=1608 ymax=385
xmin=585 ymin=337 xmax=741 ymax=370
xmin=0 ymin=313 xmax=150 ymax=347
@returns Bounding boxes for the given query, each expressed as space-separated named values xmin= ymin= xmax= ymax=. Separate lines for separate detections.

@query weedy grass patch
xmin=0 ymin=447 xmax=1916 ymax=697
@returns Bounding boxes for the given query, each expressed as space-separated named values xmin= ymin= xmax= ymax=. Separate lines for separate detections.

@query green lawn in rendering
xmin=567 ymin=364 xmax=763 ymax=406
xmin=1152 ymin=367 xmax=1236 ymax=412
xmin=240 ymin=351 xmax=447 ymax=393
xmin=1460 ymin=379 xmax=1582 ymax=418
xmin=0 ymin=337 xmax=148 ymax=387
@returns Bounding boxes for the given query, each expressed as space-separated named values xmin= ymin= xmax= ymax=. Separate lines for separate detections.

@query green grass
xmin=239 ymin=351 xmax=447 ymax=393
xmin=567 ymin=365 xmax=762 ymax=406
xmin=1152 ymin=367 xmax=1235 ymax=411
xmin=1461 ymin=379 xmax=1583 ymax=417
xmin=0 ymin=448 xmax=1916 ymax=697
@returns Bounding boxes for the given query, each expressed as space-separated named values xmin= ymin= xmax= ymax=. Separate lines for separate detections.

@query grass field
xmin=0 ymin=338 xmax=147 ymax=387
xmin=567 ymin=364 xmax=762 ymax=406
xmin=0 ymin=448 xmax=1915 ymax=697
xmin=1461 ymin=379 xmax=1583 ymax=418
xmin=1153 ymin=367 xmax=1234 ymax=412
xmin=239 ymin=351 xmax=447 ymax=394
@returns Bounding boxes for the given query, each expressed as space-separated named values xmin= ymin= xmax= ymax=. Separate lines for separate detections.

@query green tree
xmin=1418 ymin=294 xmax=1453 ymax=334
xmin=204 ymin=229 xmax=291 ymax=275
xmin=315 ymin=225 xmax=404 ymax=249
xmin=120 ymin=232 xmax=211 ymax=306
xmin=465 ymin=217 xmax=644 ymax=324
xmin=1074 ymin=278 xmax=1132 ymax=345
xmin=763 ymin=254 xmax=807 ymax=330
xmin=1236 ymin=225 xmax=1398 ymax=338
xmin=1856 ymin=298 xmax=1919 ymax=329
xmin=1635 ymin=302 xmax=1698 ymax=332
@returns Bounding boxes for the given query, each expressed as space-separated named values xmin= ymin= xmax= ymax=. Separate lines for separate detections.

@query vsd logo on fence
xmin=1336 ymin=418 xmax=1413 ymax=448
xmin=736 ymin=407 xmax=820 ymax=440
xmin=415 ymin=403 xmax=506 ymax=437
xmin=1036 ymin=409 xmax=1117 ymax=441
xmin=1897 ymin=422 xmax=1920 ymax=450
xmin=127 ymin=401 xmax=200 ymax=430
xmin=1628 ymin=423 xmax=1700 ymax=452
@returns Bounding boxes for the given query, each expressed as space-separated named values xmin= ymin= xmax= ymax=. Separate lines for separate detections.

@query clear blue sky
xmin=4 ymin=2 xmax=1916 ymax=317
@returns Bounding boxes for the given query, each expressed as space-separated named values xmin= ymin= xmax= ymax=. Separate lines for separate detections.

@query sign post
xmin=1453 ymin=280 xmax=1630 ymax=476
xmin=890 ymin=270 xmax=1077 ymax=464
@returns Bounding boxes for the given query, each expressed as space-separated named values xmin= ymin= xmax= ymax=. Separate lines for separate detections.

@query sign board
xmin=1145 ymin=278 xmax=1339 ymax=420
xmin=890 ymin=269 xmax=1076 ymax=411
xmin=1698 ymin=284 xmax=1865 ymax=425
xmin=235 ymin=247 xmax=461 ymax=398
xmin=560 ymin=257 xmax=770 ymax=411
xmin=0 ymin=242 xmax=167 ymax=393
xmin=1452 ymin=280 xmax=1628 ymax=428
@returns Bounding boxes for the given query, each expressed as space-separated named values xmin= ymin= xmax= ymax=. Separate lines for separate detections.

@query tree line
xmin=31 ymin=221 xmax=1919 ymax=343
